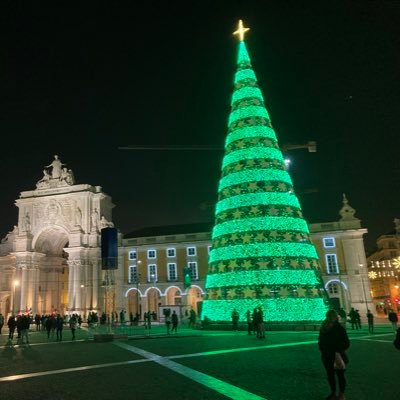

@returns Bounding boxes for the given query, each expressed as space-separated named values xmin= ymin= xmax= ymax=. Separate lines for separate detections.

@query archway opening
xmin=33 ymin=227 xmax=69 ymax=315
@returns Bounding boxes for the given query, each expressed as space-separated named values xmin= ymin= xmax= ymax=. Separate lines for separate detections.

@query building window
xmin=323 ymin=237 xmax=336 ymax=248
xmin=167 ymin=248 xmax=176 ymax=258
xmin=128 ymin=250 xmax=137 ymax=260
xmin=148 ymin=264 xmax=157 ymax=282
xmin=187 ymin=246 xmax=196 ymax=256
xmin=325 ymin=254 xmax=339 ymax=274
xmin=188 ymin=261 xmax=198 ymax=280
xmin=147 ymin=249 xmax=157 ymax=259
xmin=167 ymin=263 xmax=177 ymax=281
xmin=327 ymin=283 xmax=338 ymax=294
xmin=208 ymin=246 xmax=212 ymax=254
xmin=128 ymin=265 xmax=138 ymax=283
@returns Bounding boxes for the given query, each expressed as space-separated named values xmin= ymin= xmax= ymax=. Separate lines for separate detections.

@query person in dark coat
xmin=366 ymin=309 xmax=374 ymax=334
xmin=56 ymin=314 xmax=64 ymax=341
xmin=246 ymin=309 xmax=253 ymax=335
xmin=347 ymin=308 xmax=357 ymax=330
xmin=388 ymin=309 xmax=398 ymax=331
xmin=0 ymin=313 xmax=4 ymax=334
xmin=318 ymin=309 xmax=350 ymax=400
xmin=231 ymin=308 xmax=239 ymax=331
xmin=7 ymin=315 xmax=17 ymax=340
xmin=45 ymin=315 xmax=53 ymax=339
xmin=171 ymin=310 xmax=179 ymax=333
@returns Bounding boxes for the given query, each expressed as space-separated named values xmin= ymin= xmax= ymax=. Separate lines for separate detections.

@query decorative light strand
xmin=225 ymin=126 xmax=277 ymax=147
xmin=232 ymin=86 xmax=264 ymax=104
xmin=229 ymin=105 xmax=269 ymax=125
xmin=212 ymin=216 xmax=309 ymax=239
xmin=222 ymin=147 xmax=283 ymax=169
xmin=209 ymin=242 xmax=318 ymax=263
xmin=234 ymin=69 xmax=256 ymax=83
xmin=218 ymin=169 xmax=293 ymax=192
xmin=206 ymin=269 xmax=320 ymax=288
xmin=215 ymin=192 xmax=300 ymax=214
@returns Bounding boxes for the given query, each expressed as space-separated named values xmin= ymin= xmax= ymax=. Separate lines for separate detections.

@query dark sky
xmin=1 ymin=2 xmax=399 ymax=252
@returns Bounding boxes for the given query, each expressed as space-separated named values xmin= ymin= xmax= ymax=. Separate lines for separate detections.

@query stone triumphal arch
xmin=0 ymin=155 xmax=117 ymax=317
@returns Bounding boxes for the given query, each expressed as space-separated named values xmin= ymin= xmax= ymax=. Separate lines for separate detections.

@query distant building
xmin=366 ymin=218 xmax=400 ymax=313
xmin=309 ymin=194 xmax=373 ymax=315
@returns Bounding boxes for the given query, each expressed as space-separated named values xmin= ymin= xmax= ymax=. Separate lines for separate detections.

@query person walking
xmin=165 ymin=313 xmax=172 ymax=335
xmin=7 ymin=315 xmax=16 ymax=341
xmin=45 ymin=315 xmax=52 ymax=339
xmin=20 ymin=314 xmax=30 ymax=345
xmin=231 ymin=308 xmax=239 ymax=331
xmin=348 ymin=308 xmax=357 ymax=330
xmin=388 ymin=309 xmax=398 ymax=331
xmin=366 ymin=309 xmax=374 ymax=334
xmin=69 ymin=315 xmax=77 ymax=340
xmin=318 ymin=309 xmax=350 ymax=400
xmin=354 ymin=310 xmax=361 ymax=330
xmin=253 ymin=307 xmax=265 ymax=339
xmin=246 ymin=309 xmax=253 ymax=335
xmin=171 ymin=310 xmax=178 ymax=334
xmin=56 ymin=314 xmax=64 ymax=341
xmin=0 ymin=313 xmax=4 ymax=334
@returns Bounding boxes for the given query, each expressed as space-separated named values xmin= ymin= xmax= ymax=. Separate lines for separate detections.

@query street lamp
xmin=12 ymin=280 xmax=20 ymax=315
xmin=359 ymin=264 xmax=368 ymax=311
xmin=135 ymin=272 xmax=142 ymax=320
xmin=150 ymin=272 xmax=157 ymax=318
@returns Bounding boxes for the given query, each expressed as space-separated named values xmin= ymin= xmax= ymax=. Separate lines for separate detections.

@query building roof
xmin=124 ymin=222 xmax=213 ymax=239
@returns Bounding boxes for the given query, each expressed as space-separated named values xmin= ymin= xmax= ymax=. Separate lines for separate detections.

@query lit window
xmin=187 ymin=247 xmax=196 ymax=256
xmin=147 ymin=249 xmax=157 ymax=259
xmin=128 ymin=250 xmax=137 ymax=260
xmin=327 ymin=283 xmax=338 ymax=294
xmin=128 ymin=265 xmax=138 ymax=283
xmin=148 ymin=264 xmax=157 ymax=282
xmin=325 ymin=254 xmax=339 ymax=274
xmin=323 ymin=237 xmax=336 ymax=248
xmin=188 ymin=261 xmax=198 ymax=280
xmin=167 ymin=263 xmax=177 ymax=281
xmin=167 ymin=248 xmax=176 ymax=258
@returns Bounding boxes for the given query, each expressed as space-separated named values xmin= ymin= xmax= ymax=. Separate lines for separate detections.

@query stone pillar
xmin=92 ymin=259 xmax=99 ymax=311
xmin=30 ymin=267 xmax=40 ymax=315
xmin=67 ymin=261 xmax=75 ymax=313
xmin=20 ymin=267 xmax=29 ymax=312
xmin=67 ymin=260 xmax=82 ymax=313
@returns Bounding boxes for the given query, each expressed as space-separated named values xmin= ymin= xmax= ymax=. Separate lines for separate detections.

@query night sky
xmin=1 ymin=2 xmax=399 ymax=252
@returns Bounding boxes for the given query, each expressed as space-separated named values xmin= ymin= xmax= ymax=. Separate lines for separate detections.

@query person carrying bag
xmin=318 ymin=309 xmax=350 ymax=400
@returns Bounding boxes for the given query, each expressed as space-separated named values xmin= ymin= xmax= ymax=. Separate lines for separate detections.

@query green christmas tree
xmin=201 ymin=21 xmax=329 ymax=323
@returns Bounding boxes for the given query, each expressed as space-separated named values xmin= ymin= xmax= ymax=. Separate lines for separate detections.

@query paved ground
xmin=0 ymin=322 xmax=398 ymax=400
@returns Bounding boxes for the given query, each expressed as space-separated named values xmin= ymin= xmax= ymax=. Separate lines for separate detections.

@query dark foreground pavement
xmin=0 ymin=324 xmax=398 ymax=400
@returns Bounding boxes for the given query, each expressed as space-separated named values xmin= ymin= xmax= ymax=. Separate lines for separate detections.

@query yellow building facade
xmin=367 ymin=218 xmax=400 ymax=314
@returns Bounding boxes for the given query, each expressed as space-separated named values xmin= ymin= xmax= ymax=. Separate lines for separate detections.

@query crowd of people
xmin=3 ymin=313 xmax=84 ymax=345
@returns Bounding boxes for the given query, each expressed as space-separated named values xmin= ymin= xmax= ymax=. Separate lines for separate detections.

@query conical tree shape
xmin=201 ymin=39 xmax=329 ymax=323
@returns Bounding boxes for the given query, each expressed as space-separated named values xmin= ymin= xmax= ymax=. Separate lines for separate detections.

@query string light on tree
xmin=201 ymin=21 xmax=329 ymax=323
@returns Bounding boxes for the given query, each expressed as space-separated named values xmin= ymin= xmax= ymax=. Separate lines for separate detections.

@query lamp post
xmin=135 ymin=273 xmax=141 ymax=320
xmin=359 ymin=264 xmax=368 ymax=312
xmin=150 ymin=272 xmax=157 ymax=319
xmin=12 ymin=280 xmax=20 ymax=315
